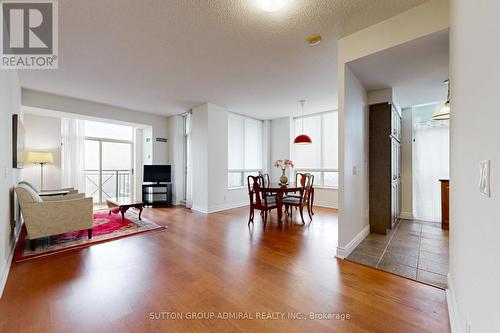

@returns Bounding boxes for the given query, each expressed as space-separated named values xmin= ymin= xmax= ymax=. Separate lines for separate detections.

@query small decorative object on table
xmin=274 ymin=159 xmax=294 ymax=185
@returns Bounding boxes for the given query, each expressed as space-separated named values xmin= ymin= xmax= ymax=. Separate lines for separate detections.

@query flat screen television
xmin=144 ymin=165 xmax=171 ymax=183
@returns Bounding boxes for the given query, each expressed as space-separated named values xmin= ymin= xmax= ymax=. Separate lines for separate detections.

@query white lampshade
xmin=25 ymin=151 xmax=54 ymax=164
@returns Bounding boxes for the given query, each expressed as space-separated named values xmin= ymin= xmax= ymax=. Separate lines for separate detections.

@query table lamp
xmin=26 ymin=151 xmax=53 ymax=191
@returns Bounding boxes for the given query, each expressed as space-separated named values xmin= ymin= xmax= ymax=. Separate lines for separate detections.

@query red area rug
xmin=13 ymin=210 xmax=165 ymax=263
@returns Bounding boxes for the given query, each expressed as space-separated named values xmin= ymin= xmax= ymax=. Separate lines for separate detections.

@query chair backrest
xmin=15 ymin=184 xmax=43 ymax=205
xmin=295 ymin=172 xmax=308 ymax=188
xmin=248 ymin=175 xmax=267 ymax=207
xmin=262 ymin=173 xmax=271 ymax=188
xmin=298 ymin=173 xmax=313 ymax=203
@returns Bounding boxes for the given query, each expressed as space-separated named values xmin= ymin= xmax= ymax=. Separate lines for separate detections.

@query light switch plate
xmin=479 ymin=160 xmax=490 ymax=197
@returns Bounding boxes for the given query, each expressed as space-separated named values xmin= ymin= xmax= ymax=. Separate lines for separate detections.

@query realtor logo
xmin=1 ymin=0 xmax=58 ymax=69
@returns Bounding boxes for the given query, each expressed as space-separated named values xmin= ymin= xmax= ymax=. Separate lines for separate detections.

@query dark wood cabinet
xmin=142 ymin=183 xmax=172 ymax=207
xmin=369 ymin=103 xmax=401 ymax=234
xmin=439 ymin=179 xmax=449 ymax=230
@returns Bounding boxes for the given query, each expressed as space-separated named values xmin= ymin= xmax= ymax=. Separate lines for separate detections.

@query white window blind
xmin=293 ymin=111 xmax=339 ymax=187
xmin=228 ymin=113 xmax=263 ymax=188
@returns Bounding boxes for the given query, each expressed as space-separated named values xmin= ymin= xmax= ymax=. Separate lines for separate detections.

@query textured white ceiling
xmin=348 ymin=29 xmax=449 ymax=108
xmin=19 ymin=0 xmax=429 ymax=119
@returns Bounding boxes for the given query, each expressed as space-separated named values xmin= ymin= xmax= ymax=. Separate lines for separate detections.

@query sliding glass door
xmin=84 ymin=138 xmax=133 ymax=205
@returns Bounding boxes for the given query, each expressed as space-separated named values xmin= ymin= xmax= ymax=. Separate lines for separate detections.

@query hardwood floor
xmin=0 ymin=206 xmax=450 ymax=332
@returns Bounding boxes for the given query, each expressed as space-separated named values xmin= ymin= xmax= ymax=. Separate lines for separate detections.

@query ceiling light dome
xmin=432 ymin=80 xmax=451 ymax=120
xmin=293 ymin=100 xmax=312 ymax=145
xmin=257 ymin=0 xmax=286 ymax=12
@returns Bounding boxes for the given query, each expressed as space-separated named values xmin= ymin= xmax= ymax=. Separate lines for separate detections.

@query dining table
xmin=264 ymin=182 xmax=303 ymax=225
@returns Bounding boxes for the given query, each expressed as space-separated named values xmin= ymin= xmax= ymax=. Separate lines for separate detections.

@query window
xmin=293 ymin=111 xmax=339 ymax=187
xmin=84 ymin=120 xmax=133 ymax=141
xmin=228 ymin=113 xmax=263 ymax=188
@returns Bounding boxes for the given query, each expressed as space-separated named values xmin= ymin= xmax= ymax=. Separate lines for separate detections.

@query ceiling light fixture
xmin=307 ymin=34 xmax=322 ymax=46
xmin=432 ymin=80 xmax=450 ymax=120
xmin=293 ymin=100 xmax=313 ymax=145
xmin=257 ymin=0 xmax=285 ymax=12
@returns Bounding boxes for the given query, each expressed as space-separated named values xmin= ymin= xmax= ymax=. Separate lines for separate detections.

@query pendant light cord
xmin=300 ymin=100 xmax=306 ymax=134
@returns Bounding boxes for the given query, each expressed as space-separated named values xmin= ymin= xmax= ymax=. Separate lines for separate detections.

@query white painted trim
xmin=446 ymin=273 xmax=461 ymax=333
xmin=399 ymin=211 xmax=414 ymax=220
xmin=191 ymin=201 xmax=249 ymax=214
xmin=207 ymin=200 xmax=248 ymax=214
xmin=191 ymin=205 xmax=208 ymax=214
xmin=313 ymin=202 xmax=339 ymax=209
xmin=335 ymin=224 xmax=370 ymax=259
xmin=195 ymin=201 xmax=338 ymax=214
xmin=0 ymin=224 xmax=22 ymax=299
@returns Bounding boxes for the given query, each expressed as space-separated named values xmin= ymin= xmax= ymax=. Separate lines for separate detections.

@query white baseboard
xmin=0 ymin=223 xmax=22 ymax=299
xmin=446 ymin=273 xmax=461 ymax=333
xmin=191 ymin=201 xmax=249 ymax=214
xmin=207 ymin=201 xmax=248 ymax=214
xmin=399 ymin=211 xmax=414 ymax=220
xmin=191 ymin=205 xmax=208 ymax=214
xmin=195 ymin=201 xmax=337 ymax=214
xmin=336 ymin=224 xmax=370 ymax=259
xmin=312 ymin=202 xmax=338 ymax=209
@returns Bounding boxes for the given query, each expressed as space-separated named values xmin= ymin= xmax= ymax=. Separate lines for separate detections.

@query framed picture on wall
xmin=12 ymin=114 xmax=25 ymax=169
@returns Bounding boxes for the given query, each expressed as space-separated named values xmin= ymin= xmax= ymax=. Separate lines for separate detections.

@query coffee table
xmin=106 ymin=197 xmax=144 ymax=224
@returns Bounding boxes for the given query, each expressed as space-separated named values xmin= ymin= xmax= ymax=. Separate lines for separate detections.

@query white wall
xmin=336 ymin=0 xmax=449 ymax=258
xmin=0 ymin=70 xmax=22 ymax=297
xmin=337 ymin=65 xmax=369 ymax=258
xmin=190 ymin=103 xmax=250 ymax=213
xmin=22 ymin=89 xmax=169 ymax=165
xmin=270 ymin=117 xmax=292 ymax=182
xmin=207 ymin=104 xmax=249 ymax=212
xmin=190 ymin=104 xmax=209 ymax=212
xmin=22 ymin=114 xmax=62 ymax=191
xmin=400 ymin=107 xmax=413 ymax=219
xmin=448 ymin=0 xmax=500 ymax=332
xmin=168 ymin=115 xmax=185 ymax=205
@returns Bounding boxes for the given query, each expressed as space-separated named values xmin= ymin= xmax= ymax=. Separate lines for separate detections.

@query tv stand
xmin=142 ymin=183 xmax=172 ymax=207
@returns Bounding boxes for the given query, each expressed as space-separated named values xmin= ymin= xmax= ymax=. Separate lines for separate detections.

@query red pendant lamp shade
xmin=294 ymin=134 xmax=312 ymax=144
xmin=294 ymin=100 xmax=312 ymax=145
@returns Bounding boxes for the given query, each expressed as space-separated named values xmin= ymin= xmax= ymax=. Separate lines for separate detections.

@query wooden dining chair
xmin=308 ymin=174 xmax=315 ymax=216
xmin=283 ymin=173 xmax=312 ymax=224
xmin=247 ymin=175 xmax=277 ymax=229
xmin=287 ymin=173 xmax=315 ymax=216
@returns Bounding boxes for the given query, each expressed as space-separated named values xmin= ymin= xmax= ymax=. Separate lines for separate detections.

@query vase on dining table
xmin=279 ymin=168 xmax=288 ymax=185
xmin=275 ymin=159 xmax=294 ymax=185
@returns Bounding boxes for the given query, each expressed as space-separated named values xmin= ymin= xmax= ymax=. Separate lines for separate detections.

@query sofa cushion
xmin=16 ymin=184 xmax=43 ymax=203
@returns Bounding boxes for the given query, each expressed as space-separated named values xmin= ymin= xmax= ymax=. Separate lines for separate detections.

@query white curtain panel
xmin=413 ymin=122 xmax=449 ymax=222
xmin=185 ymin=113 xmax=193 ymax=208
xmin=61 ymin=118 xmax=86 ymax=193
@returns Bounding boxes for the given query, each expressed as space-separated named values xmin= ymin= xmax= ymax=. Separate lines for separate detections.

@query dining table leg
xmin=276 ymin=192 xmax=283 ymax=226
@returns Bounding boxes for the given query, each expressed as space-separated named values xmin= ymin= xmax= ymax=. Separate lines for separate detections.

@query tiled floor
xmin=347 ymin=219 xmax=449 ymax=289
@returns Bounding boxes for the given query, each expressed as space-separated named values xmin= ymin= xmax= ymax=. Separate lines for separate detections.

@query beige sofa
xmin=15 ymin=183 xmax=94 ymax=250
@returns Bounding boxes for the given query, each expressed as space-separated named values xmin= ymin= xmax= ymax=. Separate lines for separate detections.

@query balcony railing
xmin=85 ymin=169 xmax=133 ymax=203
